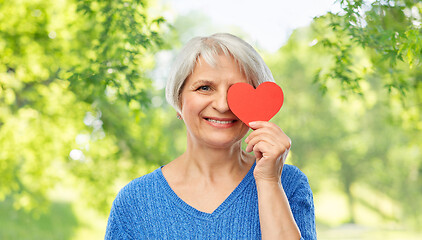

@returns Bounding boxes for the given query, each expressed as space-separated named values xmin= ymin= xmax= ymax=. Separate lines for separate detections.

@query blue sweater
xmin=105 ymin=162 xmax=316 ymax=239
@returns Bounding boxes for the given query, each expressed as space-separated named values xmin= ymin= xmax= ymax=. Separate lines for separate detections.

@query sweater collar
xmin=156 ymin=162 xmax=256 ymax=220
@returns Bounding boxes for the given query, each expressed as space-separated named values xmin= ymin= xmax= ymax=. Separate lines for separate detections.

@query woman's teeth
xmin=206 ymin=119 xmax=234 ymax=124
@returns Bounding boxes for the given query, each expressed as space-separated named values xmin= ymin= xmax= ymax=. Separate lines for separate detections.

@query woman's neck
xmin=177 ymin=137 xmax=254 ymax=184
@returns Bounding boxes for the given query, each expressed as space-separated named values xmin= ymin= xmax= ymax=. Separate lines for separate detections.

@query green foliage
xmin=314 ymin=0 xmax=422 ymax=99
xmin=0 ymin=198 xmax=78 ymax=240
xmin=1 ymin=0 xmax=421 ymax=236
xmin=311 ymin=5 xmax=421 ymax=222
xmin=68 ymin=0 xmax=164 ymax=104
xmin=267 ymin=19 xmax=421 ymax=228
xmin=0 ymin=0 xmax=172 ymax=215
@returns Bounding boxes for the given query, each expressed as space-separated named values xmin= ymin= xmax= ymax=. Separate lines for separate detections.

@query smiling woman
xmin=180 ymin=54 xmax=250 ymax=149
xmin=105 ymin=33 xmax=316 ymax=239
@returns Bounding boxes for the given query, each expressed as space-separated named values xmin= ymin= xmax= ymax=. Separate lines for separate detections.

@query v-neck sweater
xmin=105 ymin=163 xmax=316 ymax=239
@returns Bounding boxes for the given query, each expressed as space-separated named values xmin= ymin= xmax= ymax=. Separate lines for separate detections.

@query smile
xmin=205 ymin=118 xmax=235 ymax=124
xmin=204 ymin=117 xmax=237 ymax=128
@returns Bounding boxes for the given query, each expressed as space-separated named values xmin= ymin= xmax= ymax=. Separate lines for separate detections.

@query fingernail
xmin=249 ymin=122 xmax=256 ymax=127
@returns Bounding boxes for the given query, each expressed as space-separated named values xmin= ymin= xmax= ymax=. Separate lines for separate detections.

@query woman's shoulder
xmin=106 ymin=168 xmax=164 ymax=237
xmin=281 ymin=164 xmax=311 ymax=197
xmin=282 ymin=164 xmax=309 ymax=180
xmin=114 ymin=167 xmax=162 ymax=204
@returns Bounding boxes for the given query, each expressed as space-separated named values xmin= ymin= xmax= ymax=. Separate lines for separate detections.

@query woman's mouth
xmin=205 ymin=118 xmax=235 ymax=124
xmin=204 ymin=118 xmax=237 ymax=128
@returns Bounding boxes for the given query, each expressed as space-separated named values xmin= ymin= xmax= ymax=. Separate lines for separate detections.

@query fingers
xmin=248 ymin=121 xmax=280 ymax=131
xmin=245 ymin=134 xmax=276 ymax=152
xmin=253 ymin=142 xmax=263 ymax=160
xmin=247 ymin=122 xmax=289 ymax=143
xmin=245 ymin=121 xmax=291 ymax=162
xmin=249 ymin=138 xmax=290 ymax=161
xmin=252 ymin=141 xmax=278 ymax=160
xmin=245 ymin=122 xmax=291 ymax=152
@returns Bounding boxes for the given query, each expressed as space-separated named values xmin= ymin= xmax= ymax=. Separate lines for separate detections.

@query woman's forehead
xmin=189 ymin=55 xmax=253 ymax=84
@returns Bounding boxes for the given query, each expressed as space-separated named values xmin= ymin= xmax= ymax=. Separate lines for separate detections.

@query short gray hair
xmin=165 ymin=33 xmax=274 ymax=113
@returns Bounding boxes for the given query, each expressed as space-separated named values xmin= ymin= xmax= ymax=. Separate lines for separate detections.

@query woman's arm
xmin=105 ymin=184 xmax=139 ymax=240
xmin=245 ymin=121 xmax=312 ymax=239
xmin=288 ymin=173 xmax=316 ymax=240
xmin=256 ymin=178 xmax=301 ymax=239
xmin=105 ymin=206 xmax=133 ymax=240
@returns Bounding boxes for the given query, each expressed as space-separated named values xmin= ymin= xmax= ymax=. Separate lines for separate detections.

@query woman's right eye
xmin=197 ymin=85 xmax=211 ymax=91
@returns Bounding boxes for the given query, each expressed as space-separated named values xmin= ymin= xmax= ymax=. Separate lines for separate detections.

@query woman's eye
xmin=197 ymin=85 xmax=211 ymax=91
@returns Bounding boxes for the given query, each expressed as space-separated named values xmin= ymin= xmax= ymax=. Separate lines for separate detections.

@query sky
xmin=159 ymin=0 xmax=341 ymax=52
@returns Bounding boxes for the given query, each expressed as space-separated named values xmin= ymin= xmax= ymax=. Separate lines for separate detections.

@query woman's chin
xmin=201 ymin=135 xmax=243 ymax=149
xmin=187 ymin=128 xmax=248 ymax=149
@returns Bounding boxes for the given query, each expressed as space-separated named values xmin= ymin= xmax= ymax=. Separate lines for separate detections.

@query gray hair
xmin=165 ymin=33 xmax=274 ymax=113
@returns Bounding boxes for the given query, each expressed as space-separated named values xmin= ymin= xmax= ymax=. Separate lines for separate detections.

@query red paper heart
xmin=227 ymin=82 xmax=284 ymax=127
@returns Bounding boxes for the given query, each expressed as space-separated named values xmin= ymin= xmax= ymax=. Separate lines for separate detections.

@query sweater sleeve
xmin=287 ymin=169 xmax=317 ymax=240
xmin=104 ymin=185 xmax=136 ymax=240
xmin=105 ymin=202 xmax=132 ymax=240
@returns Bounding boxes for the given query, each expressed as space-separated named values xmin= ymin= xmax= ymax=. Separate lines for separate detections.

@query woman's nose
xmin=212 ymin=90 xmax=230 ymax=113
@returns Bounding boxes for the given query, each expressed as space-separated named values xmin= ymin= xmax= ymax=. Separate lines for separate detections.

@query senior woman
xmin=105 ymin=33 xmax=316 ymax=239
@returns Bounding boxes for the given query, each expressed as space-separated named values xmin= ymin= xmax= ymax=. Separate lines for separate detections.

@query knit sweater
xmin=105 ymin=162 xmax=316 ymax=239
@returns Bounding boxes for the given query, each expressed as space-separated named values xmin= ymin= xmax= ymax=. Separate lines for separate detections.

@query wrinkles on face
xmin=179 ymin=54 xmax=250 ymax=149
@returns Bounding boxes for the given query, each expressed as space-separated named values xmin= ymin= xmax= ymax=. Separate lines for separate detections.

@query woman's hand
xmin=245 ymin=121 xmax=291 ymax=184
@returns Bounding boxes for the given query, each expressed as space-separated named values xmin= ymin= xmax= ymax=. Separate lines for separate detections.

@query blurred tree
xmin=312 ymin=1 xmax=421 ymax=153
xmin=267 ymin=17 xmax=421 ymax=228
xmin=0 ymin=0 xmax=172 ymax=215
xmin=309 ymin=0 xmax=421 ymax=227
xmin=313 ymin=0 xmax=421 ymax=99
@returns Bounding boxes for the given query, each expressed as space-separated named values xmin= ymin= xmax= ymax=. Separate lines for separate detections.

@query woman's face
xmin=180 ymin=54 xmax=250 ymax=149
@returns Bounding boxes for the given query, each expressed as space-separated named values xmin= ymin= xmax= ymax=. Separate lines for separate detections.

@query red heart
xmin=227 ymin=82 xmax=284 ymax=127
